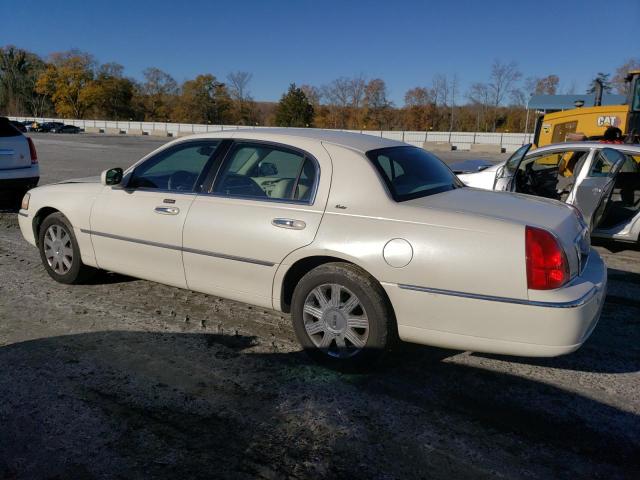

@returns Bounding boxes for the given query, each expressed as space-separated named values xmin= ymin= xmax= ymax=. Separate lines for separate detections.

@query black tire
xmin=38 ymin=212 xmax=96 ymax=284
xmin=291 ymin=262 xmax=395 ymax=369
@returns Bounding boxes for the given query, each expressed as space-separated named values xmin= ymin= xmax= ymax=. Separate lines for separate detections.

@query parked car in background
xmin=52 ymin=124 xmax=81 ymax=134
xmin=35 ymin=122 xmax=64 ymax=133
xmin=18 ymin=130 xmax=606 ymax=366
xmin=35 ymin=121 xmax=81 ymax=133
xmin=9 ymin=120 xmax=27 ymax=133
xmin=22 ymin=120 xmax=35 ymax=132
xmin=457 ymin=142 xmax=640 ymax=243
xmin=0 ymin=117 xmax=39 ymax=202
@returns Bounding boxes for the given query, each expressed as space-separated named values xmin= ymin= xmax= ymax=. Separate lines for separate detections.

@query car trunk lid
xmin=405 ymin=187 xmax=587 ymax=279
xmin=0 ymin=119 xmax=30 ymax=170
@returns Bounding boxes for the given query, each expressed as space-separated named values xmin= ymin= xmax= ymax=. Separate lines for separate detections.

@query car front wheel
xmin=38 ymin=212 xmax=95 ymax=284
xmin=291 ymin=262 xmax=394 ymax=368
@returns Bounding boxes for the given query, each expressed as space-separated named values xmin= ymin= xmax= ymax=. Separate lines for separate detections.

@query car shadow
xmin=0 ymin=194 xmax=20 ymax=213
xmin=0 ymin=330 xmax=637 ymax=479
xmin=84 ymin=270 xmax=137 ymax=285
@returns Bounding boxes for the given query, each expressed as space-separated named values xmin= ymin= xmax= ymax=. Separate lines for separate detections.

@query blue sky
xmin=3 ymin=0 xmax=638 ymax=104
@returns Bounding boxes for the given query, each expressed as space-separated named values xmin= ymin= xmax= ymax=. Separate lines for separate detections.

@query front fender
xmin=22 ymin=183 xmax=104 ymax=268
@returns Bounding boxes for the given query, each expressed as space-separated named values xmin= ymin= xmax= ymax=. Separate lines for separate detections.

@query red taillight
xmin=27 ymin=137 xmax=38 ymax=164
xmin=525 ymin=226 xmax=569 ymax=290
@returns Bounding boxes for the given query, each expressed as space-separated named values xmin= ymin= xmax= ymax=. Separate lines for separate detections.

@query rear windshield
xmin=0 ymin=117 xmax=21 ymax=137
xmin=366 ymin=146 xmax=462 ymax=201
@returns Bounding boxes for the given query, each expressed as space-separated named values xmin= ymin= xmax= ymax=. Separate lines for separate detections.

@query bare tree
xmin=142 ymin=67 xmax=177 ymax=96
xmin=321 ymin=75 xmax=368 ymax=128
xmin=350 ymin=75 xmax=367 ymax=109
xmin=562 ymin=80 xmax=578 ymax=94
xmin=449 ymin=73 xmax=459 ymax=131
xmin=321 ymin=77 xmax=351 ymax=128
xmin=467 ymin=82 xmax=491 ymax=132
xmin=432 ymin=74 xmax=449 ymax=107
xmin=140 ymin=67 xmax=177 ymax=120
xmin=488 ymin=60 xmax=522 ymax=107
xmin=300 ymin=84 xmax=321 ymax=106
xmin=226 ymin=71 xmax=256 ymax=124
xmin=227 ymin=71 xmax=252 ymax=102
xmin=524 ymin=74 xmax=559 ymax=96
xmin=510 ymin=89 xmax=527 ymax=107
xmin=487 ymin=60 xmax=522 ymax=130
xmin=612 ymin=58 xmax=640 ymax=96
xmin=322 ymin=77 xmax=347 ymax=107
xmin=404 ymin=86 xmax=434 ymax=130
xmin=363 ymin=78 xmax=392 ymax=129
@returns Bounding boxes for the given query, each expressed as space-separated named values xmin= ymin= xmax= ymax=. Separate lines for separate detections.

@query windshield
xmin=632 ymin=77 xmax=640 ymax=112
xmin=366 ymin=146 xmax=462 ymax=202
xmin=503 ymin=143 xmax=532 ymax=176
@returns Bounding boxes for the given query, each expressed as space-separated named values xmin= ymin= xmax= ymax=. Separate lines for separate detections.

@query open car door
xmin=493 ymin=143 xmax=532 ymax=191
xmin=571 ymin=148 xmax=626 ymax=230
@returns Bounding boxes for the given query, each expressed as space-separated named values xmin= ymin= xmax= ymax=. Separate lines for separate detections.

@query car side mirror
xmin=495 ymin=165 xmax=505 ymax=179
xmin=101 ymin=167 xmax=123 ymax=186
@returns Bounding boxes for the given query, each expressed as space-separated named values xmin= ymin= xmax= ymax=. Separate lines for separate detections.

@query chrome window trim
xmin=205 ymin=139 xmax=321 ymax=206
xmin=197 ymin=192 xmax=315 ymax=206
xmin=79 ymin=229 xmax=275 ymax=267
xmin=118 ymin=187 xmax=199 ymax=196
xmin=397 ymin=283 xmax=600 ymax=309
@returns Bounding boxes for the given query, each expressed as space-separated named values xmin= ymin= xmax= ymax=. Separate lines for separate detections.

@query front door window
xmin=128 ymin=141 xmax=219 ymax=192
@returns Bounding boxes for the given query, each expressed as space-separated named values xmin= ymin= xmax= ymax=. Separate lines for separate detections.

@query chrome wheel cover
xmin=43 ymin=224 xmax=73 ymax=275
xmin=303 ymin=283 xmax=369 ymax=358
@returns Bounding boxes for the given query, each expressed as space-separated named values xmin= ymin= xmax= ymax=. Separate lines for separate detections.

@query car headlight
xmin=21 ymin=192 xmax=30 ymax=210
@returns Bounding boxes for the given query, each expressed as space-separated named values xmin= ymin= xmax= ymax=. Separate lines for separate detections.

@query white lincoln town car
xmin=18 ymin=129 xmax=606 ymax=366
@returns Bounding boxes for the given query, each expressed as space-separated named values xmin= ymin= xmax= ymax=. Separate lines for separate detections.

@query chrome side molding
xmin=79 ymin=229 xmax=274 ymax=267
xmin=398 ymin=283 xmax=601 ymax=309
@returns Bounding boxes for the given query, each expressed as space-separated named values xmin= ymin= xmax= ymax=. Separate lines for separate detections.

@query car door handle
xmin=154 ymin=206 xmax=180 ymax=215
xmin=272 ymin=218 xmax=306 ymax=230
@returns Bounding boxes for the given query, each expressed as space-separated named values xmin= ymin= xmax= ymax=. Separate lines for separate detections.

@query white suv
xmin=0 ymin=117 xmax=39 ymax=201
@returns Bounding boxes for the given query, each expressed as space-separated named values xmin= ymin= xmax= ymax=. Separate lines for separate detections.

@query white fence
xmin=10 ymin=116 xmax=533 ymax=152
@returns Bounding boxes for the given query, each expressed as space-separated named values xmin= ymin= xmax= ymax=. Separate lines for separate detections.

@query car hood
xmin=54 ymin=175 xmax=100 ymax=184
xmin=448 ymin=159 xmax=497 ymax=174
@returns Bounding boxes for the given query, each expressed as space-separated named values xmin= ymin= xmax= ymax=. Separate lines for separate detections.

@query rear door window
xmin=212 ymin=142 xmax=317 ymax=202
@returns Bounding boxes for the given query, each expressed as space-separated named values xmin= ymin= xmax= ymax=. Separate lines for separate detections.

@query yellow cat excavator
xmin=535 ymin=71 xmax=640 ymax=147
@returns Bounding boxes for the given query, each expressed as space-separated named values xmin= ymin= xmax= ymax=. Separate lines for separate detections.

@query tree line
xmin=1 ymin=45 xmax=637 ymax=132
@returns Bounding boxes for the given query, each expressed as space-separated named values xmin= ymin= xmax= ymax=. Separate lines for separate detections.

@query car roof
xmin=186 ymin=128 xmax=407 ymax=153
xmin=532 ymin=142 xmax=640 ymax=154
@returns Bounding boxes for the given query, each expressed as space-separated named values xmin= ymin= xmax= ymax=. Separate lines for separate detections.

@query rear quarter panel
xmin=274 ymin=143 xmax=528 ymax=310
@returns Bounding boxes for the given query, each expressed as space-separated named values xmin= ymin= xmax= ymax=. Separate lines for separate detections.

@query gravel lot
xmin=0 ymin=133 xmax=638 ymax=479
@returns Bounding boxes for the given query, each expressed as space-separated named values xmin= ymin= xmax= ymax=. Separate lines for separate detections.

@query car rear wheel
xmin=38 ymin=212 xmax=95 ymax=284
xmin=291 ymin=262 xmax=394 ymax=368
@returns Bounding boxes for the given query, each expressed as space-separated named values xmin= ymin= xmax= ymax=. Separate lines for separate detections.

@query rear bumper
xmin=383 ymin=249 xmax=607 ymax=357
xmin=0 ymin=165 xmax=40 ymax=190
xmin=0 ymin=176 xmax=39 ymax=191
